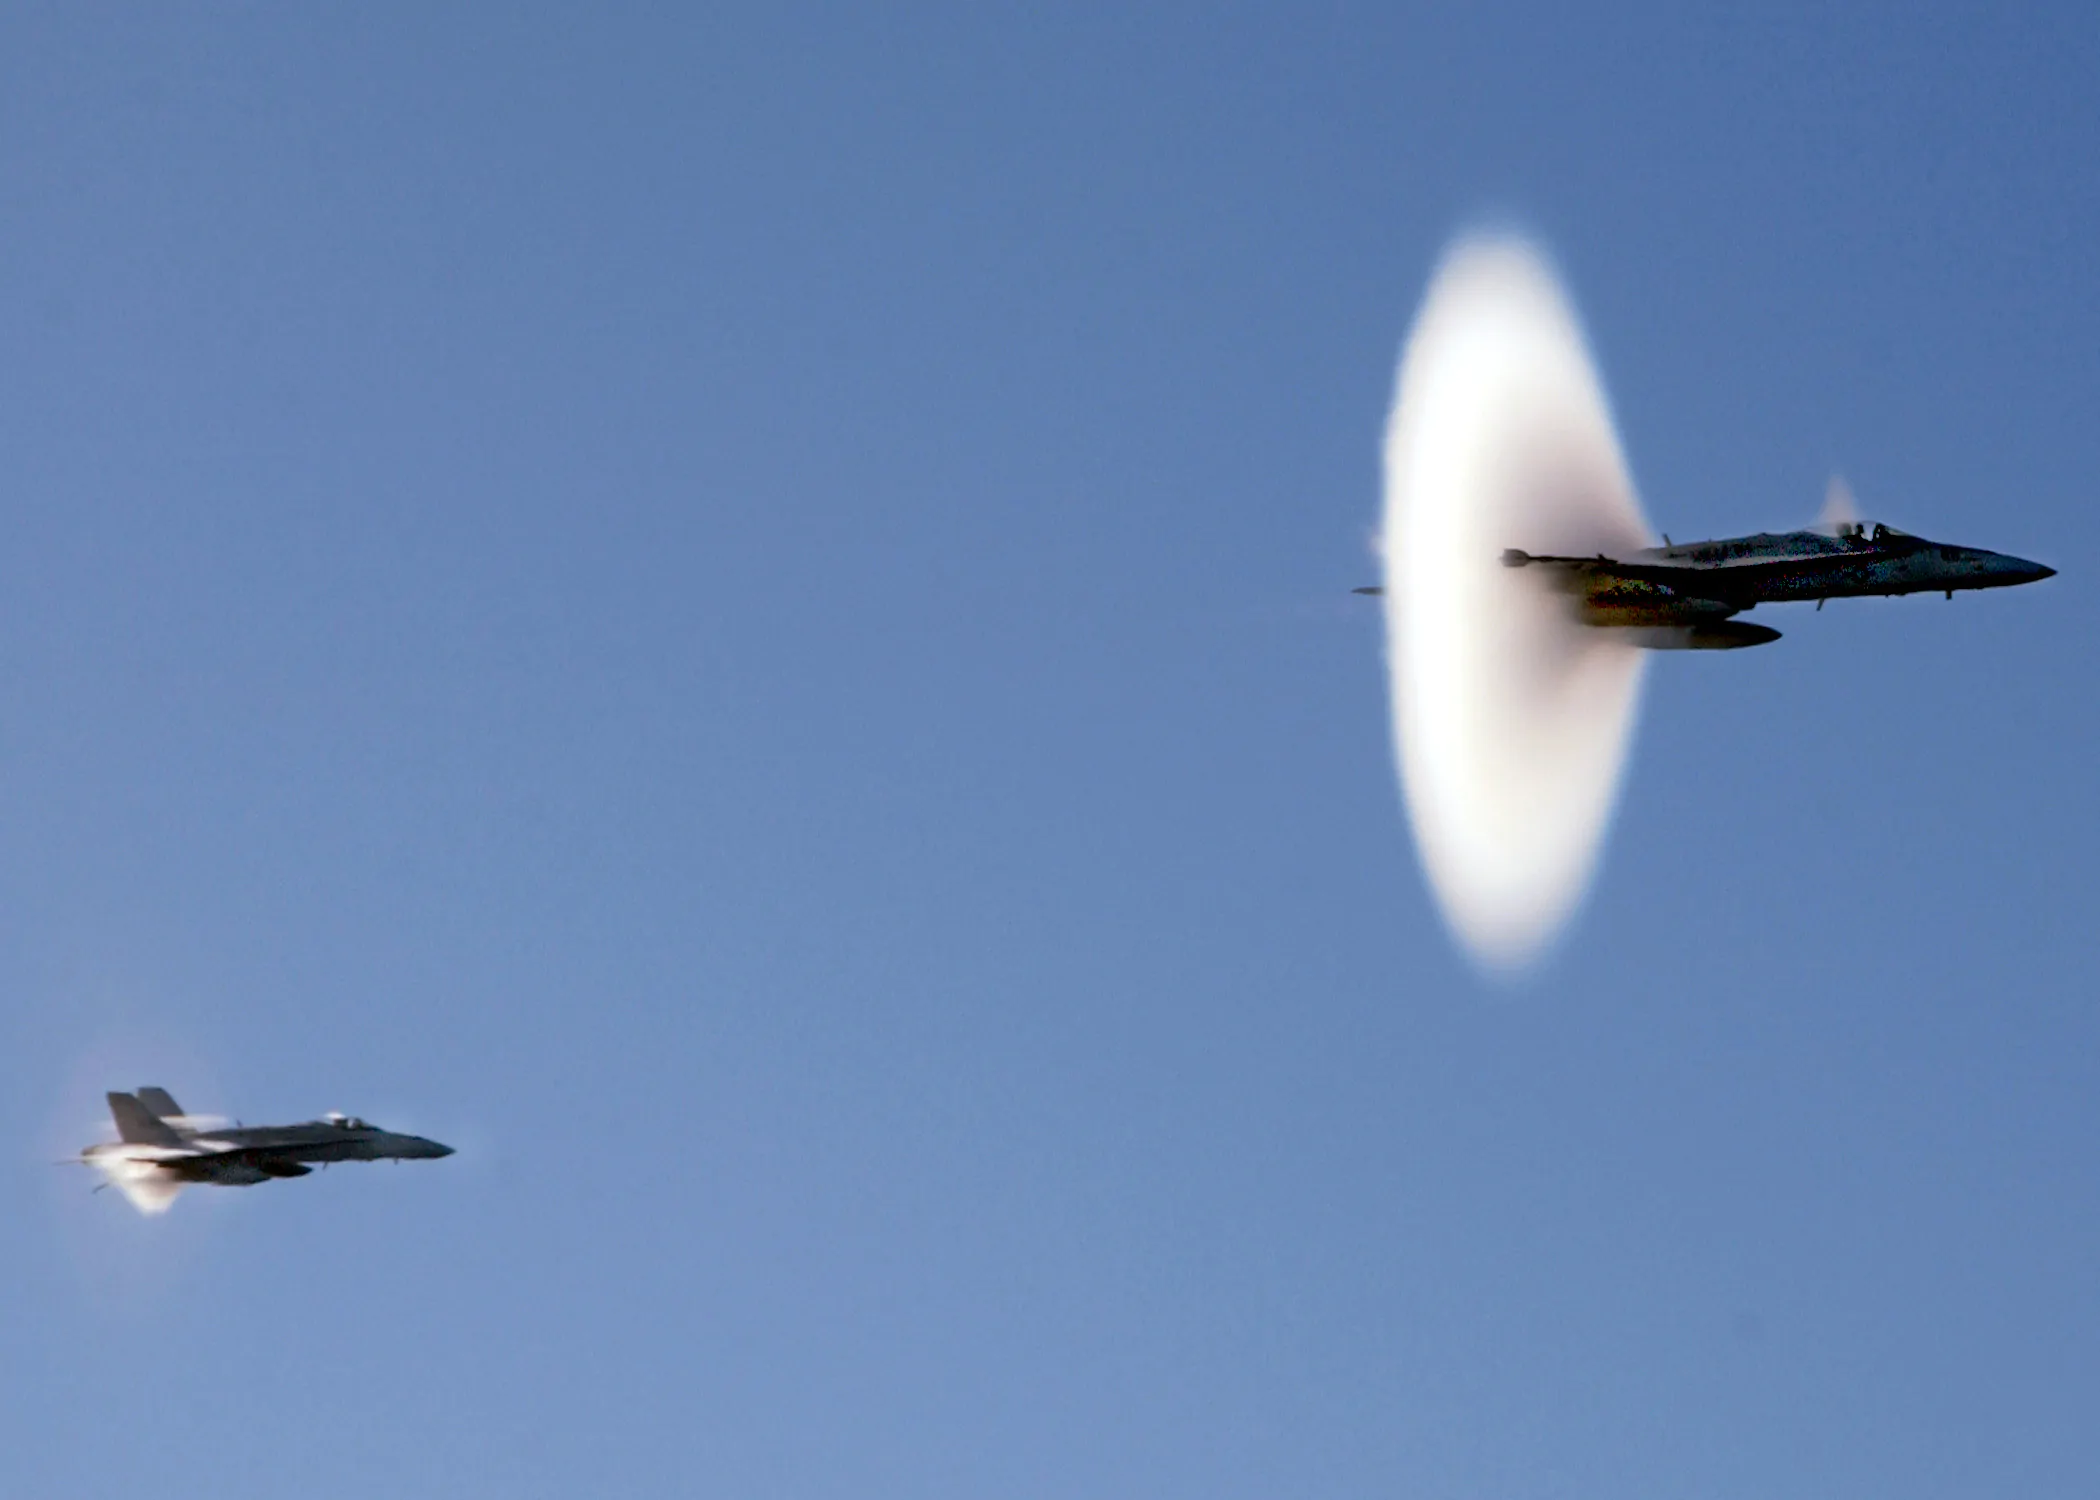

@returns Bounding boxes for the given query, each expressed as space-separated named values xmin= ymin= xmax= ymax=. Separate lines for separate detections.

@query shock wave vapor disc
xmin=1381 ymin=236 xmax=1651 ymax=972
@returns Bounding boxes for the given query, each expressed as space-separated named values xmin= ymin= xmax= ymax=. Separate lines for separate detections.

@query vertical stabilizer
xmin=136 ymin=1087 xmax=184 ymax=1120
xmin=107 ymin=1092 xmax=184 ymax=1147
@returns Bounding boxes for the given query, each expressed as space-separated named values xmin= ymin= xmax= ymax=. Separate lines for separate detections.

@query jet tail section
xmin=107 ymin=1092 xmax=184 ymax=1147
xmin=136 ymin=1087 xmax=184 ymax=1119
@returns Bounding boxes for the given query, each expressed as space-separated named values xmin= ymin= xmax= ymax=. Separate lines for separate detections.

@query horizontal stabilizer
xmin=108 ymin=1092 xmax=184 ymax=1147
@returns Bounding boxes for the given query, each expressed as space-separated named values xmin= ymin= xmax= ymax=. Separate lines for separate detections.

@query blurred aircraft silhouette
xmin=81 ymin=1088 xmax=452 ymax=1214
xmin=1360 ymin=485 xmax=2053 ymax=650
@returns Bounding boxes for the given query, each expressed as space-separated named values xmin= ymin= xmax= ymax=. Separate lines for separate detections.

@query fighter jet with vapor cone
xmin=1485 ymin=478 xmax=2054 ymax=649
xmin=1371 ymin=234 xmax=2055 ymax=973
xmin=79 ymin=1089 xmax=453 ymax=1215
xmin=1364 ymin=480 xmax=2053 ymax=648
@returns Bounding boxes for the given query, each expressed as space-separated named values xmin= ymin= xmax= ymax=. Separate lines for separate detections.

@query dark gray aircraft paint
xmin=82 ymin=1088 xmax=452 ymax=1213
xmin=1360 ymin=520 xmax=2053 ymax=649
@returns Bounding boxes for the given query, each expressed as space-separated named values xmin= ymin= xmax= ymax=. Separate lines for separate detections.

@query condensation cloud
xmin=1381 ymin=236 xmax=1651 ymax=972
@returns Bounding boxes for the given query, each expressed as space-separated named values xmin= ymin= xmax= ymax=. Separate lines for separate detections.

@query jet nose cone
xmin=1973 ymin=549 xmax=2055 ymax=587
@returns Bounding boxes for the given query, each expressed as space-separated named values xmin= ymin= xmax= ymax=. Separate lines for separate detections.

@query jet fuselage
xmin=1504 ymin=521 xmax=2054 ymax=648
xmin=82 ymin=1090 xmax=452 ymax=1212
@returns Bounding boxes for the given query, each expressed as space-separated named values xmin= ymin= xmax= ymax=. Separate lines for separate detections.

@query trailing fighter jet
xmin=1358 ymin=485 xmax=2054 ymax=649
xmin=80 ymin=1088 xmax=453 ymax=1214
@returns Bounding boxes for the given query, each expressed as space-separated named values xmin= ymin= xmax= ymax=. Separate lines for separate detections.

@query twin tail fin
xmin=106 ymin=1092 xmax=184 ymax=1147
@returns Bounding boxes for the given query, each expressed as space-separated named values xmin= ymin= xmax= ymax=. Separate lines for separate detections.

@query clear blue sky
xmin=4 ymin=6 xmax=2097 ymax=1496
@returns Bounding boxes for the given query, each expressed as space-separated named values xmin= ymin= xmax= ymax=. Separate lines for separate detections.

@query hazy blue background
xmin=4 ymin=6 xmax=2095 ymax=1496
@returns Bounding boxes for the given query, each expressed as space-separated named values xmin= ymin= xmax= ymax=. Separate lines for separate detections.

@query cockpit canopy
xmin=323 ymin=1111 xmax=372 ymax=1130
xmin=1829 ymin=521 xmax=1911 ymax=543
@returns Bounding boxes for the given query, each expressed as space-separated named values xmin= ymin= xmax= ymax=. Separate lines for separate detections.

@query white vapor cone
xmin=1381 ymin=236 xmax=1651 ymax=972
xmin=94 ymin=1154 xmax=184 ymax=1215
